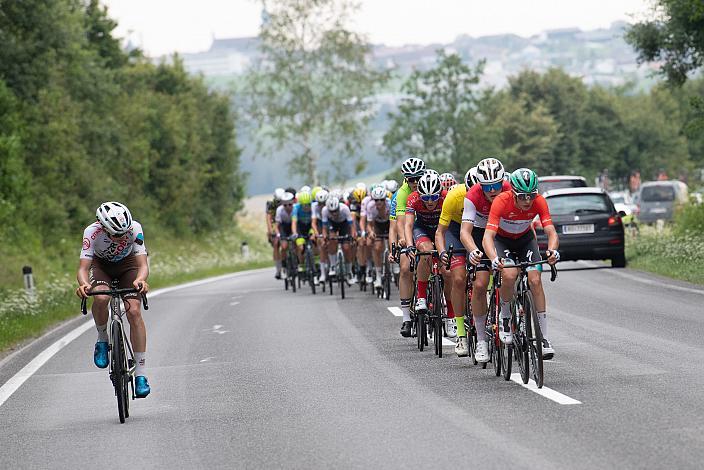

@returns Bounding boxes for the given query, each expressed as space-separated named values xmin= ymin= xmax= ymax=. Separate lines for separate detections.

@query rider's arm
xmin=404 ymin=212 xmax=415 ymax=247
xmin=482 ymin=229 xmax=499 ymax=262
xmin=291 ymin=204 xmax=299 ymax=235
xmin=435 ymin=224 xmax=447 ymax=253
xmin=134 ymin=254 xmax=150 ymax=293
xmin=265 ymin=202 xmax=273 ymax=234
xmin=459 ymin=197 xmax=480 ymax=252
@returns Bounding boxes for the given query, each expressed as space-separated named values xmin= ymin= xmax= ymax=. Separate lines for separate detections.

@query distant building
xmin=178 ymin=37 xmax=260 ymax=76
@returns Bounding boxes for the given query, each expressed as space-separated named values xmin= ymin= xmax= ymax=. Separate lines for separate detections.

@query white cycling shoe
xmin=475 ymin=340 xmax=490 ymax=363
xmin=415 ymin=298 xmax=428 ymax=312
xmin=373 ymin=278 xmax=382 ymax=289
xmin=499 ymin=317 xmax=513 ymax=344
xmin=444 ymin=318 xmax=457 ymax=338
xmin=455 ymin=336 xmax=469 ymax=357
xmin=542 ymin=338 xmax=555 ymax=360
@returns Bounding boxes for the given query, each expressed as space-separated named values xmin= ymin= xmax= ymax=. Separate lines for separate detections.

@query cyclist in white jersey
xmin=76 ymin=202 xmax=151 ymax=398
xmin=366 ymin=186 xmax=392 ymax=289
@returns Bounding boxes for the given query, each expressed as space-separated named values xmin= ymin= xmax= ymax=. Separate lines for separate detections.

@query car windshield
xmin=540 ymin=179 xmax=587 ymax=193
xmin=546 ymin=194 xmax=610 ymax=215
xmin=641 ymin=185 xmax=675 ymax=202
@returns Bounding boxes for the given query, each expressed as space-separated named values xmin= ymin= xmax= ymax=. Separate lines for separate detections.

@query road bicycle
xmin=496 ymin=256 xmax=558 ymax=389
xmin=81 ymin=281 xmax=148 ymax=424
xmin=375 ymin=234 xmax=392 ymax=301
xmin=283 ymin=236 xmax=298 ymax=293
xmin=301 ymin=235 xmax=317 ymax=295
xmin=327 ymin=234 xmax=353 ymax=299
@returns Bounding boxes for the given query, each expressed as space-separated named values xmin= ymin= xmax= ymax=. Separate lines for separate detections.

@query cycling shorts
xmin=89 ymin=255 xmax=142 ymax=299
xmin=373 ymin=220 xmax=390 ymax=237
xmin=279 ymin=223 xmax=293 ymax=238
xmin=328 ymin=220 xmax=351 ymax=237
xmin=493 ymin=231 xmax=541 ymax=271
xmin=295 ymin=223 xmax=313 ymax=246
xmin=412 ymin=224 xmax=437 ymax=246
xmin=443 ymin=222 xmax=468 ymax=271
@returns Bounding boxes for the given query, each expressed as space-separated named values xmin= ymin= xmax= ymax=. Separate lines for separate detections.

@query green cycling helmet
xmin=509 ymin=168 xmax=539 ymax=194
xmin=297 ymin=191 xmax=312 ymax=205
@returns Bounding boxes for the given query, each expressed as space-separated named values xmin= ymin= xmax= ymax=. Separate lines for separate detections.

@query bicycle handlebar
xmin=497 ymin=255 xmax=559 ymax=282
xmin=81 ymin=286 xmax=149 ymax=315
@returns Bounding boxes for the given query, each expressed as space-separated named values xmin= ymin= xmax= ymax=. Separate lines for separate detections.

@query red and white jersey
xmin=406 ymin=190 xmax=447 ymax=229
xmin=80 ymin=222 xmax=147 ymax=262
xmin=461 ymin=181 xmax=512 ymax=229
xmin=486 ymin=192 xmax=553 ymax=239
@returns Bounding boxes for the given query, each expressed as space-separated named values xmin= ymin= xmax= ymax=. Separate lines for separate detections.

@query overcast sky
xmin=103 ymin=0 xmax=654 ymax=57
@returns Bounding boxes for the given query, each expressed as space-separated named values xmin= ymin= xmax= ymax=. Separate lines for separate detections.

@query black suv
xmin=535 ymin=187 xmax=626 ymax=268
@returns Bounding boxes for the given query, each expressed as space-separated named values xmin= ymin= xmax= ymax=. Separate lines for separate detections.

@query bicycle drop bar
xmin=497 ymin=255 xmax=559 ymax=282
xmin=81 ymin=286 xmax=149 ymax=315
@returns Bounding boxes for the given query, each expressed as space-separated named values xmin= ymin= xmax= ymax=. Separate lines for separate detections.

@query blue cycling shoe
xmin=135 ymin=376 xmax=151 ymax=398
xmin=93 ymin=342 xmax=109 ymax=368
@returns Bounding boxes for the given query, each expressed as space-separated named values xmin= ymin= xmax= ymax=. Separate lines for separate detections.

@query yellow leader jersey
xmin=438 ymin=184 xmax=467 ymax=227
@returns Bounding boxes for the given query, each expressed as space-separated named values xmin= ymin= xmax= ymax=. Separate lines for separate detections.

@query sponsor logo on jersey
xmin=83 ymin=238 xmax=90 ymax=250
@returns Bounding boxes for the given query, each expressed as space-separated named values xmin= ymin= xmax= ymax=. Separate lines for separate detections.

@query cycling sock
xmin=345 ymin=262 xmax=353 ymax=276
xmin=375 ymin=266 xmax=382 ymax=279
xmin=401 ymin=298 xmax=411 ymax=322
xmin=500 ymin=300 xmax=511 ymax=319
xmin=455 ymin=316 xmax=466 ymax=337
xmin=330 ymin=253 xmax=338 ymax=268
xmin=134 ymin=352 xmax=146 ymax=376
xmin=275 ymin=260 xmax=282 ymax=274
xmin=320 ymin=262 xmax=328 ymax=275
xmin=417 ymin=280 xmax=428 ymax=299
xmin=475 ymin=314 xmax=487 ymax=341
xmin=445 ymin=292 xmax=455 ymax=318
xmin=538 ymin=311 xmax=547 ymax=337
xmin=96 ymin=323 xmax=108 ymax=342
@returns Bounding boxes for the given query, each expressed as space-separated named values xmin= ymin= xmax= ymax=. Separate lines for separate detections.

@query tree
xmin=626 ymin=0 xmax=704 ymax=85
xmin=246 ymin=0 xmax=389 ymax=183
xmin=382 ymin=51 xmax=495 ymax=174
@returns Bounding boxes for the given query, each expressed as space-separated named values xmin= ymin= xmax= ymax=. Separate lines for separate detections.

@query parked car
xmin=535 ymin=187 xmax=626 ymax=268
xmin=538 ymin=175 xmax=588 ymax=194
xmin=635 ymin=180 xmax=688 ymax=224
xmin=609 ymin=191 xmax=637 ymax=225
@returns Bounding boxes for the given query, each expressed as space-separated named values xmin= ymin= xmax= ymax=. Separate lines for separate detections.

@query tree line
xmin=0 ymin=0 xmax=244 ymax=257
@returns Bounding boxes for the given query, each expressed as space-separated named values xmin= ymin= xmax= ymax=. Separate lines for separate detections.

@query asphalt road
xmin=1 ymin=264 xmax=704 ymax=469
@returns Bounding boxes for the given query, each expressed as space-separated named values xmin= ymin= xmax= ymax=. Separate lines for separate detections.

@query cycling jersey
xmin=406 ymin=190 xmax=447 ymax=229
xmin=390 ymin=192 xmax=398 ymax=221
xmin=360 ymin=196 xmax=374 ymax=219
xmin=311 ymin=201 xmax=323 ymax=220
xmin=461 ymin=181 xmax=512 ymax=229
xmin=394 ymin=182 xmax=412 ymax=216
xmin=486 ymin=192 xmax=553 ymax=239
xmin=291 ymin=203 xmax=313 ymax=224
xmin=275 ymin=205 xmax=293 ymax=225
xmin=81 ymin=222 xmax=147 ymax=263
xmin=322 ymin=204 xmax=353 ymax=225
xmin=366 ymin=199 xmax=391 ymax=223
xmin=266 ymin=199 xmax=280 ymax=218
xmin=438 ymin=185 xmax=467 ymax=227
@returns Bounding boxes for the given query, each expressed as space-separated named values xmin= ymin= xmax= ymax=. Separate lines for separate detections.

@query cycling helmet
xmin=439 ymin=173 xmax=457 ymax=190
xmin=401 ymin=157 xmax=426 ymax=177
xmin=326 ymin=197 xmax=340 ymax=212
xmin=464 ymin=167 xmax=478 ymax=189
xmin=315 ymin=189 xmax=329 ymax=204
xmin=509 ymin=168 xmax=539 ymax=194
xmin=352 ymin=187 xmax=366 ymax=203
xmin=384 ymin=179 xmax=399 ymax=193
xmin=96 ymin=202 xmax=133 ymax=236
xmin=355 ymin=182 xmax=367 ymax=191
xmin=311 ymin=186 xmax=322 ymax=199
xmin=371 ymin=186 xmax=387 ymax=200
xmin=281 ymin=192 xmax=295 ymax=203
xmin=425 ymin=169 xmax=439 ymax=179
xmin=297 ymin=191 xmax=312 ymax=205
xmin=274 ymin=187 xmax=285 ymax=200
xmin=475 ymin=158 xmax=506 ymax=184
xmin=417 ymin=172 xmax=442 ymax=196
xmin=300 ymin=185 xmax=311 ymax=193
xmin=285 ymin=187 xmax=297 ymax=198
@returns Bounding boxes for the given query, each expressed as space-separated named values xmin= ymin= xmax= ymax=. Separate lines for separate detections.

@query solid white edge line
xmin=579 ymin=261 xmax=704 ymax=296
xmin=510 ymin=374 xmax=581 ymax=405
xmin=0 ymin=267 xmax=269 ymax=409
xmin=387 ymin=307 xmax=403 ymax=317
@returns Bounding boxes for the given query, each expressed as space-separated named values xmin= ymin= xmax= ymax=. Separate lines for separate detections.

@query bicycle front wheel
xmin=111 ymin=321 xmax=128 ymax=424
xmin=525 ymin=292 xmax=544 ymax=388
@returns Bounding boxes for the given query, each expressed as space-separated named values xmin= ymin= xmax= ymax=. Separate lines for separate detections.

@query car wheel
xmin=611 ymin=253 xmax=626 ymax=268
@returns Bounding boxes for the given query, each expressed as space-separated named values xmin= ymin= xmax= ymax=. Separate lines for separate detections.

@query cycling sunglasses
xmin=514 ymin=191 xmax=538 ymax=201
xmin=406 ymin=176 xmax=421 ymax=183
xmin=420 ymin=193 xmax=440 ymax=202
xmin=481 ymin=181 xmax=503 ymax=192
xmin=283 ymin=203 xmax=294 ymax=207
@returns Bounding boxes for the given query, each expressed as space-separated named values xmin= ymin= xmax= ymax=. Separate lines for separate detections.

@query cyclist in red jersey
xmin=404 ymin=172 xmax=451 ymax=317
xmin=483 ymin=168 xmax=560 ymax=359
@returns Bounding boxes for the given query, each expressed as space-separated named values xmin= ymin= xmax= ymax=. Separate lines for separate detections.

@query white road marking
xmin=509 ymin=374 xmax=581 ymax=405
xmin=200 ymin=357 xmax=215 ymax=363
xmin=580 ymin=261 xmax=704 ymax=296
xmin=230 ymin=296 xmax=242 ymax=300
xmin=229 ymin=302 xmax=240 ymax=306
xmin=0 ymin=268 xmax=267 ymax=409
xmin=387 ymin=307 xmax=403 ymax=317
xmin=442 ymin=337 xmax=455 ymax=346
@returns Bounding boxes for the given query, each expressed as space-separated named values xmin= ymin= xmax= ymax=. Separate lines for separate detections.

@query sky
xmin=103 ymin=0 xmax=654 ymax=57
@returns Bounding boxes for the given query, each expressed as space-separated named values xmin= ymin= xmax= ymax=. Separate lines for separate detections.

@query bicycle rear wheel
xmin=111 ymin=321 xmax=128 ymax=424
xmin=431 ymin=278 xmax=443 ymax=357
xmin=417 ymin=311 xmax=426 ymax=351
xmin=501 ymin=343 xmax=512 ymax=381
xmin=525 ymin=292 xmax=544 ymax=388
xmin=515 ymin=304 xmax=529 ymax=384
xmin=306 ymin=247 xmax=316 ymax=295
xmin=384 ymin=258 xmax=391 ymax=300
xmin=338 ymin=256 xmax=345 ymax=299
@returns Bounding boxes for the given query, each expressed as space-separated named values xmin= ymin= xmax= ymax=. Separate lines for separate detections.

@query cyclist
xmin=275 ymin=192 xmax=296 ymax=275
xmin=458 ymin=158 xmax=511 ymax=361
xmin=366 ymin=186 xmax=392 ymax=290
xmin=439 ymin=173 xmax=457 ymax=191
xmin=322 ymin=196 xmax=356 ymax=283
xmin=312 ymin=189 xmax=330 ymax=284
xmin=350 ymin=186 xmax=369 ymax=283
xmin=483 ymin=168 xmax=560 ymax=359
xmin=396 ymin=157 xmax=426 ymax=337
xmin=385 ymin=179 xmax=399 ymax=195
xmin=76 ymin=201 xmax=151 ymax=398
xmin=266 ymin=188 xmax=285 ymax=279
xmin=405 ymin=172 xmax=451 ymax=328
xmin=291 ymin=190 xmax=314 ymax=274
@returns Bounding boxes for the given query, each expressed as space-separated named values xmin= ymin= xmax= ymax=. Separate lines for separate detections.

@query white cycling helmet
xmin=385 ymin=179 xmax=399 ymax=193
xmin=281 ymin=192 xmax=295 ymax=203
xmin=326 ymin=197 xmax=340 ymax=212
xmin=425 ymin=168 xmax=439 ymax=179
xmin=417 ymin=173 xmax=442 ymax=196
xmin=274 ymin=187 xmax=285 ymax=200
xmin=439 ymin=173 xmax=457 ymax=190
xmin=371 ymin=186 xmax=387 ymax=200
xmin=300 ymin=185 xmax=311 ymax=193
xmin=475 ymin=158 xmax=505 ymax=184
xmin=96 ymin=201 xmax=133 ymax=236
xmin=464 ymin=167 xmax=479 ymax=189
xmin=315 ymin=189 xmax=329 ymax=204
xmin=355 ymin=182 xmax=367 ymax=191
xmin=401 ymin=157 xmax=426 ymax=177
